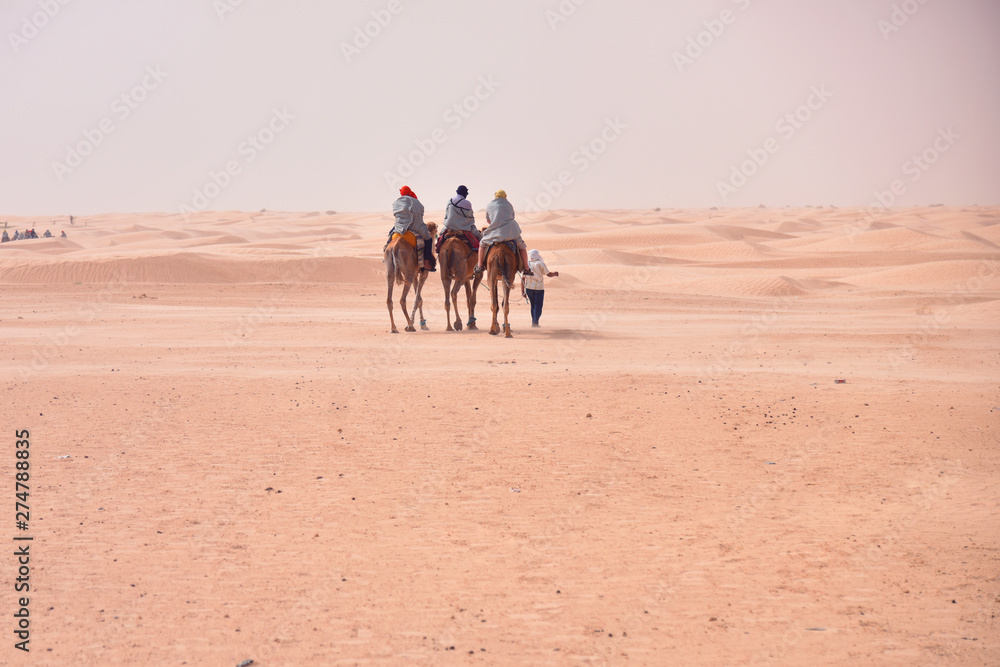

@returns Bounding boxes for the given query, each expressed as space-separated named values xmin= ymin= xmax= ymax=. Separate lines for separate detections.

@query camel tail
xmin=439 ymin=246 xmax=451 ymax=280
xmin=500 ymin=253 xmax=514 ymax=291
xmin=447 ymin=247 xmax=465 ymax=282
xmin=386 ymin=250 xmax=402 ymax=286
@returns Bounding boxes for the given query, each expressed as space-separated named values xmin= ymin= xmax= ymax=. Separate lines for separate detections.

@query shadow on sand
xmin=516 ymin=328 xmax=619 ymax=342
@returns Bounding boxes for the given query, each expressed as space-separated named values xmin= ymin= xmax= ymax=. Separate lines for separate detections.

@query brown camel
xmin=485 ymin=242 xmax=518 ymax=337
xmin=385 ymin=223 xmax=436 ymax=334
xmin=438 ymin=234 xmax=483 ymax=331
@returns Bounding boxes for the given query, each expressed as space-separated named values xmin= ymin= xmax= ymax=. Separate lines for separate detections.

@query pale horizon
xmin=4 ymin=0 xmax=999 ymax=216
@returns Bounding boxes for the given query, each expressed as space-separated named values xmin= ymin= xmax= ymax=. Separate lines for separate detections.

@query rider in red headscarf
xmin=387 ymin=186 xmax=435 ymax=271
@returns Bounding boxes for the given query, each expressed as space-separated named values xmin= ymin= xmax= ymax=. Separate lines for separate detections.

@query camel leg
xmin=442 ymin=274 xmax=455 ymax=331
xmin=489 ymin=275 xmax=501 ymax=336
xmin=412 ymin=296 xmax=427 ymax=330
xmin=503 ymin=280 xmax=514 ymax=338
xmin=410 ymin=266 xmax=429 ymax=330
xmin=468 ymin=273 xmax=482 ymax=329
xmin=412 ymin=279 xmax=427 ymax=330
xmin=451 ymin=279 xmax=465 ymax=331
xmin=462 ymin=280 xmax=473 ymax=330
xmin=386 ymin=263 xmax=398 ymax=334
xmin=419 ymin=271 xmax=430 ymax=330
xmin=400 ymin=282 xmax=416 ymax=332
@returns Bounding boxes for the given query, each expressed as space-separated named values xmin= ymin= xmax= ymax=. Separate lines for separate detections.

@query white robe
xmin=391 ymin=196 xmax=430 ymax=239
xmin=482 ymin=198 xmax=522 ymax=244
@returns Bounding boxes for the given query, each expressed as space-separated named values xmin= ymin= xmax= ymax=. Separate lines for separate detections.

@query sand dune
xmin=964 ymin=226 xmax=1000 ymax=245
xmin=0 ymin=252 xmax=383 ymax=285
xmin=848 ymin=259 xmax=1000 ymax=290
xmin=706 ymin=224 xmax=796 ymax=241
xmin=774 ymin=219 xmax=824 ymax=234
xmin=175 ymin=234 xmax=250 ymax=248
xmin=1 ymin=205 xmax=997 ymax=667
xmin=2 ymin=207 xmax=996 ymax=299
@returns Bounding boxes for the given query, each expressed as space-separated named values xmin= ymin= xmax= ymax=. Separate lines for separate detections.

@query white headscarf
xmin=529 ymin=249 xmax=542 ymax=263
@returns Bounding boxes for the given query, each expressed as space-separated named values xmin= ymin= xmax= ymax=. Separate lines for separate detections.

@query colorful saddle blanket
xmin=391 ymin=231 xmax=417 ymax=248
xmin=437 ymin=228 xmax=479 ymax=251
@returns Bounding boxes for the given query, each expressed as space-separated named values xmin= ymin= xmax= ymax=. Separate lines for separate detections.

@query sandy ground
xmin=1 ymin=207 xmax=998 ymax=666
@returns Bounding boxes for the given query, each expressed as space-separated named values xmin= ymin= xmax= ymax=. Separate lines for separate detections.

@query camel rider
xmin=475 ymin=190 xmax=532 ymax=275
xmin=389 ymin=185 xmax=435 ymax=272
xmin=441 ymin=185 xmax=481 ymax=245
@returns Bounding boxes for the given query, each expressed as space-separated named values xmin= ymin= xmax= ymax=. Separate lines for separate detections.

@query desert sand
xmin=1 ymin=206 xmax=998 ymax=666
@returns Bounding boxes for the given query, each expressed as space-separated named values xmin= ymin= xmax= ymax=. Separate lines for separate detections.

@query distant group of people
xmin=1 ymin=229 xmax=66 ymax=242
xmin=389 ymin=185 xmax=559 ymax=326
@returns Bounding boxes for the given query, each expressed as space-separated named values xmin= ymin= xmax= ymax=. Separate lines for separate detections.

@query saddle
xmin=436 ymin=228 xmax=479 ymax=252
xmin=386 ymin=231 xmax=426 ymax=258
xmin=486 ymin=241 xmax=523 ymax=272
xmin=390 ymin=231 xmax=417 ymax=248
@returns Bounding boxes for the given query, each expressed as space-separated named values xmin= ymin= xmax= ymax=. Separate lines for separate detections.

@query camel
xmin=485 ymin=242 xmax=519 ymax=337
xmin=438 ymin=233 xmax=483 ymax=331
xmin=385 ymin=222 xmax=436 ymax=334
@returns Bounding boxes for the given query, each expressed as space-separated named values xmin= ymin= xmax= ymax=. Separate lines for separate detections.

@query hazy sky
xmin=3 ymin=0 xmax=998 ymax=215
